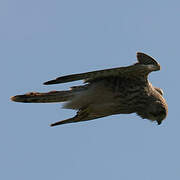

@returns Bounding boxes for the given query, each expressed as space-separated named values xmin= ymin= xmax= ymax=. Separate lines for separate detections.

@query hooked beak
xmin=157 ymin=120 xmax=162 ymax=125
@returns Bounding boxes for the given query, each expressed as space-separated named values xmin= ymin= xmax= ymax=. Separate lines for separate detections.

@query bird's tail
xmin=11 ymin=90 xmax=74 ymax=103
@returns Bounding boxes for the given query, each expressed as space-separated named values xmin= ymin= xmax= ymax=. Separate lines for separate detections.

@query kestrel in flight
xmin=11 ymin=52 xmax=168 ymax=126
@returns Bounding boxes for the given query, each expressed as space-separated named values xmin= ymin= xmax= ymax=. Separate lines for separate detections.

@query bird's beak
xmin=157 ymin=120 xmax=162 ymax=125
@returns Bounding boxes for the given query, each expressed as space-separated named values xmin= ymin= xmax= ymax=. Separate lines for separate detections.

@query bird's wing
xmin=44 ymin=52 xmax=160 ymax=85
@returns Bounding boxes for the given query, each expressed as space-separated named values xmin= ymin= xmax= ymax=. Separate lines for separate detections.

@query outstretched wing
xmin=44 ymin=52 xmax=160 ymax=85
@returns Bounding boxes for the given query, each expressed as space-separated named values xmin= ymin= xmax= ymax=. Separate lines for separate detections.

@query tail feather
xmin=11 ymin=90 xmax=73 ymax=103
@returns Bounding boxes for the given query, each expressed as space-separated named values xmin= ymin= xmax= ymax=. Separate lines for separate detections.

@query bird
xmin=11 ymin=52 xmax=168 ymax=127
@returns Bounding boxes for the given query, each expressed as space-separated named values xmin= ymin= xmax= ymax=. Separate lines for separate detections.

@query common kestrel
xmin=11 ymin=52 xmax=168 ymax=126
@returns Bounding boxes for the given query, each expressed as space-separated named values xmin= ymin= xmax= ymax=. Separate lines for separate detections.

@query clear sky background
xmin=1 ymin=0 xmax=180 ymax=179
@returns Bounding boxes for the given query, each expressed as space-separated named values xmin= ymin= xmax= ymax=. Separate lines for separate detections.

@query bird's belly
xmin=63 ymin=80 xmax=145 ymax=115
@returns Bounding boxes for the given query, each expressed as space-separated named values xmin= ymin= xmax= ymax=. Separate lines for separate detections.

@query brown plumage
xmin=11 ymin=52 xmax=168 ymax=126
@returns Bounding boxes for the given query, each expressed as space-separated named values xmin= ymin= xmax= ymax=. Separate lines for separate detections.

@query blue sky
xmin=1 ymin=0 xmax=180 ymax=179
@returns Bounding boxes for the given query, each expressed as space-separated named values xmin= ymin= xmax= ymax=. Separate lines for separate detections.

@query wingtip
xmin=50 ymin=121 xmax=62 ymax=127
xmin=43 ymin=81 xmax=50 ymax=85
xmin=10 ymin=95 xmax=27 ymax=103
xmin=10 ymin=96 xmax=17 ymax=102
xmin=50 ymin=123 xmax=55 ymax=127
xmin=43 ymin=80 xmax=56 ymax=85
xmin=10 ymin=95 xmax=28 ymax=103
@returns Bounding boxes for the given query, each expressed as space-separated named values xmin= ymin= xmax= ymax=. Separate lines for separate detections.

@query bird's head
xmin=137 ymin=95 xmax=168 ymax=125
xmin=146 ymin=100 xmax=168 ymax=125
xmin=139 ymin=83 xmax=168 ymax=125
